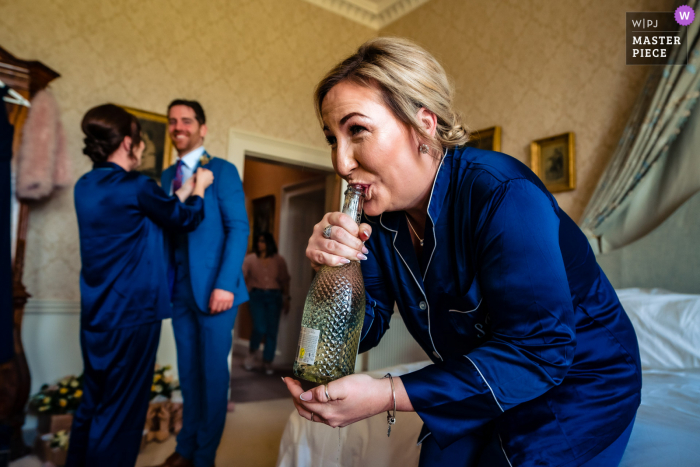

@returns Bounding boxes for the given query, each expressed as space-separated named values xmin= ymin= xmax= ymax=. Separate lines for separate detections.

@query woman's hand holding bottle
xmin=306 ymin=212 xmax=372 ymax=270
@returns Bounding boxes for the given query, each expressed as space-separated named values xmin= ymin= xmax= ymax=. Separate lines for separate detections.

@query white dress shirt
xmin=170 ymin=146 xmax=205 ymax=195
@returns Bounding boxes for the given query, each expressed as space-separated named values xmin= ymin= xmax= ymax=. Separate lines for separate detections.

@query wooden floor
xmin=12 ymin=357 xmax=299 ymax=467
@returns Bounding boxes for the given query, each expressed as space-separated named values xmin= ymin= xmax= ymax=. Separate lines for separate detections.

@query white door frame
xmin=278 ymin=177 xmax=328 ymax=281
xmin=226 ymin=129 xmax=341 ymax=357
xmin=227 ymin=129 xmax=334 ymax=178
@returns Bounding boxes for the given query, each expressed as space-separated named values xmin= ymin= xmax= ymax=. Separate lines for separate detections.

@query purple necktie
xmin=172 ymin=159 xmax=184 ymax=192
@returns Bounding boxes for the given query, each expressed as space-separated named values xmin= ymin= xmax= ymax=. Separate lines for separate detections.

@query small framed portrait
xmin=251 ymin=194 xmax=276 ymax=239
xmin=530 ymin=132 xmax=576 ymax=193
xmin=466 ymin=126 xmax=501 ymax=151
xmin=118 ymin=105 xmax=174 ymax=183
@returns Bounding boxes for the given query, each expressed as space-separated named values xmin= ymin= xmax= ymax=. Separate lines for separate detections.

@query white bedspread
xmin=276 ymin=365 xmax=700 ymax=467
xmin=619 ymin=368 xmax=700 ymax=467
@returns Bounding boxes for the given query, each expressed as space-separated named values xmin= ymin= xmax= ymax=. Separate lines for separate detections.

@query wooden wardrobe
xmin=0 ymin=46 xmax=59 ymax=460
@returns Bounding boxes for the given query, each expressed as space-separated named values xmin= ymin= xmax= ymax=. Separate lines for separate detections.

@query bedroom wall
xmin=0 ymin=0 xmax=374 ymax=303
xmin=0 ymin=0 xmax=373 ymax=392
xmin=381 ymin=0 xmax=676 ymax=222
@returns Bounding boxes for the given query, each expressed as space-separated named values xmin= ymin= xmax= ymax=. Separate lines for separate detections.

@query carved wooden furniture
xmin=0 ymin=46 xmax=59 ymax=460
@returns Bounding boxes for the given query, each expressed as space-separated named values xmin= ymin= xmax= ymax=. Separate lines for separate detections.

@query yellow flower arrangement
xmin=150 ymin=364 xmax=178 ymax=400
xmin=29 ymin=374 xmax=84 ymax=415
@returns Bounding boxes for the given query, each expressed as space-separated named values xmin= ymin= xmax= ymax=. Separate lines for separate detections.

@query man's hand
xmin=282 ymin=297 xmax=291 ymax=315
xmin=209 ymin=288 xmax=234 ymax=314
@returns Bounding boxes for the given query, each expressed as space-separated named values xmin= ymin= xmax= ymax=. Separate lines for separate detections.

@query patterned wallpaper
xmin=0 ymin=0 xmax=374 ymax=300
xmin=382 ymin=0 xmax=676 ymax=221
xmin=0 ymin=0 xmax=676 ymax=300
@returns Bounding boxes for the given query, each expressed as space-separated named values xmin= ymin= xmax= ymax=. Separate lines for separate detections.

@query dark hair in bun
xmin=81 ymin=104 xmax=141 ymax=163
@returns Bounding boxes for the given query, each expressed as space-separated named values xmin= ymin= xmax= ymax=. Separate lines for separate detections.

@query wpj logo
xmin=630 ymin=18 xmax=663 ymax=28
xmin=626 ymin=7 xmax=693 ymax=65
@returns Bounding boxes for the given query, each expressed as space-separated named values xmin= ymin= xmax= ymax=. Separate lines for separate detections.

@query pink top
xmin=242 ymin=253 xmax=290 ymax=291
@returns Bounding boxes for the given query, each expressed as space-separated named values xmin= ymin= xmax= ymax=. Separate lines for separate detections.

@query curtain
xmin=580 ymin=1 xmax=700 ymax=249
xmin=595 ymin=91 xmax=700 ymax=252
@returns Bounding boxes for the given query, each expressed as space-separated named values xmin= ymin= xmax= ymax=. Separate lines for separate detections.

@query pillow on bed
xmin=616 ymin=288 xmax=700 ymax=369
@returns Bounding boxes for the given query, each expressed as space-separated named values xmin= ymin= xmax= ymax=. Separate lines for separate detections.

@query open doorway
xmin=231 ymin=155 xmax=340 ymax=399
xmin=275 ymin=179 xmax=327 ymax=366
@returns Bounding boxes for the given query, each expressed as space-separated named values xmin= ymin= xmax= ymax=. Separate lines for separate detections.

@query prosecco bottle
xmin=293 ymin=185 xmax=366 ymax=384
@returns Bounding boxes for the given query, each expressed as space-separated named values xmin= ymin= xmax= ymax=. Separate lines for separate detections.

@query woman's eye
xmin=349 ymin=125 xmax=366 ymax=136
xmin=325 ymin=136 xmax=337 ymax=146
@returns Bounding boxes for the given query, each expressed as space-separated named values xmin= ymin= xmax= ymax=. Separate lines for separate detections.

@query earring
xmin=419 ymin=144 xmax=430 ymax=154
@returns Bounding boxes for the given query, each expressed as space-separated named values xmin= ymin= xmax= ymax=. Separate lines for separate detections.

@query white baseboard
xmin=24 ymin=299 xmax=80 ymax=314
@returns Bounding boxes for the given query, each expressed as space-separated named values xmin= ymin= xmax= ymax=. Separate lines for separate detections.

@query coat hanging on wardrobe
xmin=0 ymin=85 xmax=15 ymax=364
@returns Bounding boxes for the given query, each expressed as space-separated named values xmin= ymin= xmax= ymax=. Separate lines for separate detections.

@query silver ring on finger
xmin=324 ymin=384 xmax=331 ymax=401
xmin=310 ymin=412 xmax=315 ymax=422
xmin=323 ymin=225 xmax=332 ymax=239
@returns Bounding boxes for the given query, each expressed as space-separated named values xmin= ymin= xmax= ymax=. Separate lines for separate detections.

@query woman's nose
xmin=334 ymin=144 xmax=358 ymax=178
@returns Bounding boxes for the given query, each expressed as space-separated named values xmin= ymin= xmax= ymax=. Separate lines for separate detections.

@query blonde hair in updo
xmin=314 ymin=37 xmax=470 ymax=156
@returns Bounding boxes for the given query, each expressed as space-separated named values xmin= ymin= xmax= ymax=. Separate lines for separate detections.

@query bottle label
xmin=296 ymin=327 xmax=321 ymax=365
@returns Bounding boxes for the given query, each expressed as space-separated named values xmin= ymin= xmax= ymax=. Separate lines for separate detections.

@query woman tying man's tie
xmin=67 ymin=104 xmax=213 ymax=467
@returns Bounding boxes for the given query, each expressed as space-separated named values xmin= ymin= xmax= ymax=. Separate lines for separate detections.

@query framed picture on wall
xmin=530 ymin=132 xmax=576 ymax=193
xmin=466 ymin=126 xmax=501 ymax=151
xmin=117 ymin=105 xmax=174 ymax=183
xmin=251 ymin=194 xmax=276 ymax=241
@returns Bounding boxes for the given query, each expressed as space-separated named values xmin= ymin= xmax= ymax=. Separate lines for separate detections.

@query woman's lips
xmin=350 ymin=183 xmax=371 ymax=199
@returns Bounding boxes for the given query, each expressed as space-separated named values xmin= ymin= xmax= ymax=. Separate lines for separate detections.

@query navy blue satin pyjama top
xmin=358 ymin=147 xmax=641 ymax=466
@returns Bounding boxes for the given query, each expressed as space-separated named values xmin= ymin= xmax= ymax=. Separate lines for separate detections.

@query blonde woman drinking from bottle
xmin=283 ymin=37 xmax=641 ymax=467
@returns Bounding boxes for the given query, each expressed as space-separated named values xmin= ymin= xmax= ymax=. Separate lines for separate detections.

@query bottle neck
xmin=342 ymin=186 xmax=364 ymax=225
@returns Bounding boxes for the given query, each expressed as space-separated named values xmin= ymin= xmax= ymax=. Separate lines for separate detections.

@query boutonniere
xmin=199 ymin=153 xmax=212 ymax=167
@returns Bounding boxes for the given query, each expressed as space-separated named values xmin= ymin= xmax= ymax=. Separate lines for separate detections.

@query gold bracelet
xmin=384 ymin=373 xmax=396 ymax=437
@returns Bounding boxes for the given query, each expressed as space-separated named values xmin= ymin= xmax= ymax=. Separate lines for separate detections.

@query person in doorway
xmin=69 ymin=104 xmax=211 ymax=467
xmin=242 ymin=232 xmax=291 ymax=375
xmin=283 ymin=38 xmax=641 ymax=467
xmin=154 ymin=100 xmax=249 ymax=467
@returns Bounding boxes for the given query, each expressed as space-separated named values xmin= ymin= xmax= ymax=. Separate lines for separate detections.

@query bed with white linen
xmin=276 ymin=192 xmax=700 ymax=467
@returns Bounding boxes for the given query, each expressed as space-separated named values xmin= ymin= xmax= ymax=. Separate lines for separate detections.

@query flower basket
xmin=142 ymin=365 xmax=180 ymax=445
xmin=37 ymin=413 xmax=73 ymax=435
xmin=29 ymin=374 xmax=83 ymax=431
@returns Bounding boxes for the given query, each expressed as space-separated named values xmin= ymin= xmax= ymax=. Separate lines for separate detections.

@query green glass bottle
xmin=293 ymin=185 xmax=366 ymax=384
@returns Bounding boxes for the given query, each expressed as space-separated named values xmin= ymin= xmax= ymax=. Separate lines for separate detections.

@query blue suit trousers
xmin=172 ymin=278 xmax=237 ymax=467
xmin=66 ymin=321 xmax=161 ymax=467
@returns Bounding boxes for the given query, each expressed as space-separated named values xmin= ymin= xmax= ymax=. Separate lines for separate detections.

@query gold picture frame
xmin=118 ymin=105 xmax=174 ymax=183
xmin=530 ymin=132 xmax=576 ymax=193
xmin=466 ymin=126 xmax=501 ymax=152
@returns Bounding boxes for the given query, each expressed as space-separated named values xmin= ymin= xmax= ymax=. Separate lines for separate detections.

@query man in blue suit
xmin=155 ymin=100 xmax=249 ymax=467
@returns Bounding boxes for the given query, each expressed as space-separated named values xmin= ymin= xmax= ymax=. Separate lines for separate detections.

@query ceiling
xmin=300 ymin=0 xmax=431 ymax=30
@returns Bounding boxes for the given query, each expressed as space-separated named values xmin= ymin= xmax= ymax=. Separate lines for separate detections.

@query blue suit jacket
xmin=75 ymin=162 xmax=204 ymax=331
xmin=359 ymin=147 xmax=641 ymax=466
xmin=162 ymin=155 xmax=249 ymax=312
